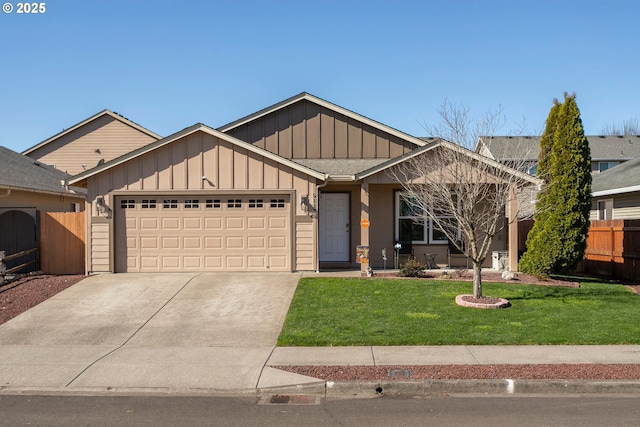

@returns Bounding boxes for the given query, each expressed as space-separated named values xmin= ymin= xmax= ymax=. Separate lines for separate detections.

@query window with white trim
xmin=597 ymin=199 xmax=613 ymax=220
xmin=598 ymin=161 xmax=620 ymax=172
xmin=141 ymin=199 xmax=156 ymax=209
xmin=270 ymin=199 xmax=285 ymax=208
xmin=184 ymin=199 xmax=200 ymax=209
xmin=206 ymin=199 xmax=221 ymax=209
xmin=395 ymin=192 xmax=459 ymax=244
xmin=249 ymin=199 xmax=264 ymax=208
xmin=163 ymin=199 xmax=178 ymax=209
xmin=227 ymin=199 xmax=242 ymax=208
xmin=120 ymin=199 xmax=135 ymax=209
xmin=396 ymin=193 xmax=426 ymax=243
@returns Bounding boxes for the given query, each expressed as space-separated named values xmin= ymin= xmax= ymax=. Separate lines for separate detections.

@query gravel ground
xmin=0 ymin=274 xmax=85 ymax=325
xmin=276 ymin=364 xmax=640 ymax=380
xmin=1 ymin=273 xmax=638 ymax=381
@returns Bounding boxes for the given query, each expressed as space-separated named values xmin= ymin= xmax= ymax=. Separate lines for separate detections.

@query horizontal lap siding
xmin=90 ymin=222 xmax=110 ymax=272
xmin=295 ymin=220 xmax=314 ymax=271
xmin=226 ymin=100 xmax=413 ymax=160
xmin=614 ymin=193 xmax=640 ymax=219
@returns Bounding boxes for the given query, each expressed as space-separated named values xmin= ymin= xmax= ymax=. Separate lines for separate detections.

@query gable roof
xmin=356 ymin=139 xmax=540 ymax=184
xmin=22 ymin=110 xmax=162 ymax=156
xmin=217 ymin=92 xmax=428 ymax=149
xmin=0 ymin=146 xmax=81 ymax=196
xmin=592 ymin=155 xmax=640 ymax=196
xmin=477 ymin=135 xmax=640 ymax=162
xmin=68 ymin=123 xmax=327 ymax=186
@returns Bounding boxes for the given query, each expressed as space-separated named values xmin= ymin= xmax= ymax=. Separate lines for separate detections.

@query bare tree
xmin=390 ymin=102 xmax=538 ymax=299
xmin=601 ymin=117 xmax=640 ymax=136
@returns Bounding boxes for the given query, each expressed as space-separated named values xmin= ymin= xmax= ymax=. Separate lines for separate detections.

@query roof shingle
xmin=477 ymin=135 xmax=640 ymax=161
xmin=0 ymin=146 xmax=78 ymax=195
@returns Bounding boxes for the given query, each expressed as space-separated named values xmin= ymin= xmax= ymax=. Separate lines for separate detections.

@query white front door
xmin=319 ymin=192 xmax=350 ymax=262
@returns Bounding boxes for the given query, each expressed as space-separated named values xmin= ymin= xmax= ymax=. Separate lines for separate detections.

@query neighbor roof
xmin=68 ymin=123 xmax=327 ymax=185
xmin=218 ymin=92 xmax=428 ymax=149
xmin=477 ymin=135 xmax=640 ymax=162
xmin=356 ymin=139 xmax=540 ymax=185
xmin=22 ymin=110 xmax=162 ymax=155
xmin=0 ymin=146 xmax=80 ymax=196
xmin=592 ymin=155 xmax=640 ymax=196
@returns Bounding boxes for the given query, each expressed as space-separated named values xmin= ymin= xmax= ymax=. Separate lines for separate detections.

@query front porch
xmin=316 ymin=181 xmax=521 ymax=273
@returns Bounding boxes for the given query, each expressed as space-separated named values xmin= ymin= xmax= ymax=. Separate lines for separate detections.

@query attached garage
xmin=70 ymin=124 xmax=323 ymax=274
xmin=114 ymin=194 xmax=292 ymax=272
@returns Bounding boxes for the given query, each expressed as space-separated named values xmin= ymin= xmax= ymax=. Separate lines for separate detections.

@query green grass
xmin=277 ymin=277 xmax=640 ymax=346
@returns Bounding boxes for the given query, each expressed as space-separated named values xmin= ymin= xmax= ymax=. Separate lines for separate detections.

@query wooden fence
xmin=0 ymin=248 xmax=39 ymax=276
xmin=39 ymin=211 xmax=85 ymax=275
xmin=583 ymin=219 xmax=640 ymax=282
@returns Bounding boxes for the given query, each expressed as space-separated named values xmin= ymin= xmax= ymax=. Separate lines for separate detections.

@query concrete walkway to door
xmin=0 ymin=272 xmax=302 ymax=393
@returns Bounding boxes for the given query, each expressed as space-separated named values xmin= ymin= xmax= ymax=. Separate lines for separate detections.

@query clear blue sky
xmin=1 ymin=0 xmax=638 ymax=153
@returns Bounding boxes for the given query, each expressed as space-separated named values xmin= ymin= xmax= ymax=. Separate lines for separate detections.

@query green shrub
xmin=399 ymin=257 xmax=427 ymax=277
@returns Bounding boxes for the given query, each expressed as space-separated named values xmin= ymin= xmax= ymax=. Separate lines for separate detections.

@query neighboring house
xmin=476 ymin=135 xmax=640 ymax=176
xmin=0 ymin=146 xmax=85 ymax=271
xmin=591 ymin=155 xmax=640 ymax=220
xmin=68 ymin=93 xmax=537 ymax=274
xmin=22 ymin=110 xmax=162 ymax=176
xmin=0 ymin=146 xmax=85 ymax=218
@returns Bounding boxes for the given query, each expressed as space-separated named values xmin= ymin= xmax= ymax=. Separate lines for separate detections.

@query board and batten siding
xmin=27 ymin=115 xmax=158 ymax=176
xmin=226 ymin=99 xmax=414 ymax=160
xmin=86 ymin=130 xmax=318 ymax=273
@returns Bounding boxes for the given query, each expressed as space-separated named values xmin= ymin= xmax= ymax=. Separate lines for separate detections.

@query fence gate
xmin=0 ymin=210 xmax=37 ymax=274
xmin=39 ymin=211 xmax=86 ymax=275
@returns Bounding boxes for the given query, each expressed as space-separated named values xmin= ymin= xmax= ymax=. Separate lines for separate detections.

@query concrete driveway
xmin=0 ymin=272 xmax=303 ymax=393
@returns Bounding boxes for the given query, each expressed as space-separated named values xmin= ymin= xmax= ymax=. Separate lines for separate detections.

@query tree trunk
xmin=472 ymin=261 xmax=483 ymax=299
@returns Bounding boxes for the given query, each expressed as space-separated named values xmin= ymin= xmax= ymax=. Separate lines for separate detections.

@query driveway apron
xmin=0 ymin=272 xmax=301 ymax=392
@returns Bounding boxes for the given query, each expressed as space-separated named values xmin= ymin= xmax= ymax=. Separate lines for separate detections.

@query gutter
xmin=0 ymin=184 xmax=83 ymax=198
xmin=327 ymin=175 xmax=356 ymax=182
xmin=593 ymin=185 xmax=640 ymax=197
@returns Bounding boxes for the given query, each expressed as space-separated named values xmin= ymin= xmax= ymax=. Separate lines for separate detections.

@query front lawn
xmin=277 ymin=277 xmax=640 ymax=346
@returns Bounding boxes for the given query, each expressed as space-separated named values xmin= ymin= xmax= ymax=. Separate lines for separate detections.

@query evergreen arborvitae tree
xmin=536 ymin=99 xmax=560 ymax=184
xmin=520 ymin=93 xmax=592 ymax=275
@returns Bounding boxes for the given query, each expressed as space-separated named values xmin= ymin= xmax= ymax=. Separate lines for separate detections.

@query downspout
xmin=315 ymin=178 xmax=329 ymax=273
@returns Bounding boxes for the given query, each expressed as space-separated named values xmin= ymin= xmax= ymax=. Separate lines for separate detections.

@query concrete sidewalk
xmin=258 ymin=345 xmax=640 ymax=396
xmin=1 ymin=272 xmax=639 ymax=396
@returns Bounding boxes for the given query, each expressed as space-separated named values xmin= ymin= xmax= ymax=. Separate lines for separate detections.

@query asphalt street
xmin=0 ymin=394 xmax=639 ymax=426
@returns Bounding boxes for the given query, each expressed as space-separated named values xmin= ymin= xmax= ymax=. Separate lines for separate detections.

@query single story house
xmin=476 ymin=135 xmax=640 ymax=176
xmin=591 ymin=155 xmax=640 ymax=220
xmin=68 ymin=93 xmax=536 ymax=274
xmin=23 ymin=110 xmax=161 ymax=176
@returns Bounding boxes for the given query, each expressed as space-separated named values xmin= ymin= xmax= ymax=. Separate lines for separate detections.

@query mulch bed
xmin=0 ymin=274 xmax=85 ymax=325
xmin=275 ymin=364 xmax=640 ymax=380
xmin=373 ymin=271 xmax=581 ymax=288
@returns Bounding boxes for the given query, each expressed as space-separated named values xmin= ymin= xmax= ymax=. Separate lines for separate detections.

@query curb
xmin=261 ymin=379 xmax=640 ymax=397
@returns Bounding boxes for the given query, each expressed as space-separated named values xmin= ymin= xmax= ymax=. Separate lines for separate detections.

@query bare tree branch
xmin=389 ymin=104 xmax=538 ymax=299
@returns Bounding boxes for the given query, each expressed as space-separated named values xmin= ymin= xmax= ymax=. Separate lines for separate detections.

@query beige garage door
xmin=115 ymin=195 xmax=291 ymax=272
